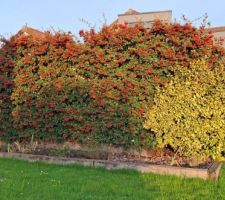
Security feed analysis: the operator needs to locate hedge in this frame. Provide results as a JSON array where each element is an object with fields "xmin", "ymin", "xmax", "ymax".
[
  {"xmin": 0, "ymin": 20, "xmax": 224, "ymax": 148},
  {"xmin": 75, "ymin": 21, "xmax": 225, "ymax": 146},
  {"xmin": 0, "ymin": 39, "xmax": 16, "ymax": 139},
  {"xmin": 144, "ymin": 59, "xmax": 225, "ymax": 160}
]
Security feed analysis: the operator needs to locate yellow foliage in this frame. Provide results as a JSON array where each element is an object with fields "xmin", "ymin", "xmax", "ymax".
[{"xmin": 144, "ymin": 59, "xmax": 225, "ymax": 160}]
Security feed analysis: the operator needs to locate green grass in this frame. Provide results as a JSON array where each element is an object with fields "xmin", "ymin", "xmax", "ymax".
[{"xmin": 0, "ymin": 158, "xmax": 224, "ymax": 200}]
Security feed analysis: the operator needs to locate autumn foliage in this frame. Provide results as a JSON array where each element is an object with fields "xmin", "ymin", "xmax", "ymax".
[
  {"xmin": 0, "ymin": 39, "xmax": 16, "ymax": 139},
  {"xmin": 0, "ymin": 20, "xmax": 224, "ymax": 147},
  {"xmin": 144, "ymin": 59, "xmax": 225, "ymax": 160}
]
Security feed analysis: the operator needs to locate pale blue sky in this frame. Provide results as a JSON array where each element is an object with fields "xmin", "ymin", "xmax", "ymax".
[{"xmin": 1, "ymin": 0, "xmax": 225, "ymax": 37}]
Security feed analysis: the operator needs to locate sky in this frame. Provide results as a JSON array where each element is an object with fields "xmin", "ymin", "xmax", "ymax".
[{"xmin": 1, "ymin": 0, "xmax": 225, "ymax": 38}]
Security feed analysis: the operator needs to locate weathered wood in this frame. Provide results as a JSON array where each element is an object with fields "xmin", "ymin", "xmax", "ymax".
[{"xmin": 0, "ymin": 152, "xmax": 222, "ymax": 180}]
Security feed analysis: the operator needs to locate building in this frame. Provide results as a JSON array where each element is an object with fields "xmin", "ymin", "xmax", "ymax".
[
  {"xmin": 117, "ymin": 9, "xmax": 172, "ymax": 28},
  {"xmin": 117, "ymin": 9, "xmax": 225, "ymax": 47},
  {"xmin": 208, "ymin": 26, "xmax": 225, "ymax": 47},
  {"xmin": 13, "ymin": 25, "xmax": 45, "ymax": 41}
]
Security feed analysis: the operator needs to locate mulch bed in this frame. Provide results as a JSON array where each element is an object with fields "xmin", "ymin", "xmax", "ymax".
[{"xmin": 0, "ymin": 141, "xmax": 212, "ymax": 169}]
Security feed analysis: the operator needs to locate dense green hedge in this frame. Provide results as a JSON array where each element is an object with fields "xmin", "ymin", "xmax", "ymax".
[
  {"xmin": 0, "ymin": 39, "xmax": 16, "ymax": 139},
  {"xmin": 0, "ymin": 21, "xmax": 224, "ymax": 148}
]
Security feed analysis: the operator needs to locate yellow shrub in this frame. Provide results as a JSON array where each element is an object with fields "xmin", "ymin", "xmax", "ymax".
[{"xmin": 143, "ymin": 59, "xmax": 225, "ymax": 160}]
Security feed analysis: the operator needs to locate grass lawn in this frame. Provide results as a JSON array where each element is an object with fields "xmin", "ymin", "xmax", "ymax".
[{"xmin": 0, "ymin": 158, "xmax": 224, "ymax": 200}]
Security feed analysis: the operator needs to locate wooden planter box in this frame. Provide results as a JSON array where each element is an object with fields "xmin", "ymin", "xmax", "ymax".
[{"xmin": 0, "ymin": 152, "xmax": 222, "ymax": 180}]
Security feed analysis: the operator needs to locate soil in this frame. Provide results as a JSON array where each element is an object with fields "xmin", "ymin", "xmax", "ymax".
[{"xmin": 0, "ymin": 141, "xmax": 212, "ymax": 169}]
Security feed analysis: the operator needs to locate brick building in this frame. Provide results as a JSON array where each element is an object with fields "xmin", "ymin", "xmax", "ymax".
[
  {"xmin": 117, "ymin": 9, "xmax": 225, "ymax": 47},
  {"xmin": 208, "ymin": 26, "xmax": 225, "ymax": 47},
  {"xmin": 117, "ymin": 9, "xmax": 172, "ymax": 28},
  {"xmin": 14, "ymin": 26, "xmax": 45, "ymax": 40}
]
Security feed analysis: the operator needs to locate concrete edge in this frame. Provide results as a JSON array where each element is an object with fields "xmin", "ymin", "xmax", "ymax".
[
  {"xmin": 208, "ymin": 162, "xmax": 223, "ymax": 180},
  {"xmin": 0, "ymin": 152, "xmax": 222, "ymax": 180}
]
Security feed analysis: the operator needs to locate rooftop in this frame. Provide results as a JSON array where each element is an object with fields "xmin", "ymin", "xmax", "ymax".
[
  {"xmin": 208, "ymin": 26, "xmax": 225, "ymax": 33},
  {"xmin": 15, "ymin": 26, "xmax": 45, "ymax": 39},
  {"xmin": 118, "ymin": 9, "xmax": 172, "ymax": 16}
]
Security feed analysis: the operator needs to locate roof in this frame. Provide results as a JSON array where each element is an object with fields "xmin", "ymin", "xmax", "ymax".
[
  {"xmin": 208, "ymin": 26, "xmax": 225, "ymax": 33},
  {"xmin": 15, "ymin": 26, "xmax": 45, "ymax": 39},
  {"xmin": 118, "ymin": 9, "xmax": 172, "ymax": 16},
  {"xmin": 123, "ymin": 8, "xmax": 140, "ymax": 15}
]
